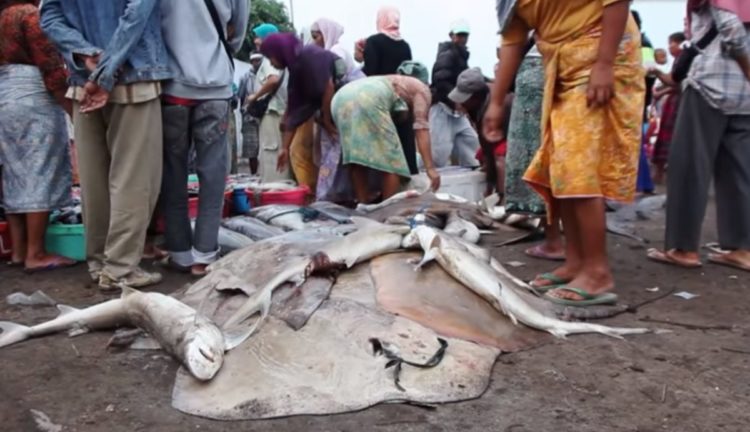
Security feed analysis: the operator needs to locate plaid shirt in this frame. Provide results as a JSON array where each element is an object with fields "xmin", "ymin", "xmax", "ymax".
[{"xmin": 687, "ymin": 6, "xmax": 750, "ymax": 115}]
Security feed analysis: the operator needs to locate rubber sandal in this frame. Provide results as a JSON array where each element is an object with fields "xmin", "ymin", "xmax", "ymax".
[
  {"xmin": 24, "ymin": 260, "xmax": 77, "ymax": 274},
  {"xmin": 646, "ymin": 248, "xmax": 702, "ymax": 269},
  {"xmin": 544, "ymin": 287, "xmax": 619, "ymax": 307},
  {"xmin": 708, "ymin": 253, "xmax": 750, "ymax": 273},
  {"xmin": 529, "ymin": 272, "xmax": 571, "ymax": 292},
  {"xmin": 703, "ymin": 243, "xmax": 730, "ymax": 255},
  {"xmin": 525, "ymin": 245, "xmax": 566, "ymax": 262}
]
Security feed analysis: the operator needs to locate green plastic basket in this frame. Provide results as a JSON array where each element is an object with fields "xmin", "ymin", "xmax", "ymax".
[{"xmin": 45, "ymin": 223, "xmax": 86, "ymax": 262}]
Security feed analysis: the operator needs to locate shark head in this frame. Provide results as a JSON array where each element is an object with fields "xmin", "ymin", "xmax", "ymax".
[{"xmin": 184, "ymin": 322, "xmax": 226, "ymax": 381}]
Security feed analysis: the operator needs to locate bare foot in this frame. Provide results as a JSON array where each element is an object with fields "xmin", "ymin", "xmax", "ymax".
[
  {"xmin": 525, "ymin": 244, "xmax": 566, "ymax": 262},
  {"xmin": 191, "ymin": 264, "xmax": 209, "ymax": 277},
  {"xmin": 708, "ymin": 250, "xmax": 750, "ymax": 272},
  {"xmin": 647, "ymin": 248, "xmax": 702, "ymax": 268},
  {"xmin": 547, "ymin": 268, "xmax": 615, "ymax": 301},
  {"xmin": 25, "ymin": 254, "xmax": 76, "ymax": 271}
]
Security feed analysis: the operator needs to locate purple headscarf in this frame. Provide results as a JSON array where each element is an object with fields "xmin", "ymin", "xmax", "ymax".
[{"xmin": 259, "ymin": 33, "xmax": 302, "ymax": 68}]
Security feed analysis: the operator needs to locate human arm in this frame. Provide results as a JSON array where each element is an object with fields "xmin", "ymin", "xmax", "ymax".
[
  {"xmin": 587, "ymin": 0, "xmax": 630, "ymax": 107},
  {"xmin": 482, "ymin": 41, "xmax": 525, "ymax": 142},
  {"xmin": 85, "ymin": 0, "xmax": 159, "ymax": 92},
  {"xmin": 320, "ymin": 79, "xmax": 337, "ymax": 139},
  {"xmin": 409, "ymin": 84, "xmax": 439, "ymax": 190},
  {"xmin": 248, "ymin": 74, "xmax": 281, "ymax": 103},
  {"xmin": 415, "ymin": 129, "xmax": 440, "ymax": 191},
  {"xmin": 276, "ymin": 128, "xmax": 297, "ymax": 172},
  {"xmin": 649, "ymin": 67, "xmax": 676, "ymax": 87},
  {"xmin": 229, "ymin": 0, "xmax": 250, "ymax": 52},
  {"xmin": 39, "ymin": 0, "xmax": 103, "ymax": 77},
  {"xmin": 710, "ymin": 6, "xmax": 750, "ymax": 81}
]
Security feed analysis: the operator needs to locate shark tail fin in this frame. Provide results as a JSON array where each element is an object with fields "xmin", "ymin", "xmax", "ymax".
[{"xmin": 0, "ymin": 321, "xmax": 32, "ymax": 348}]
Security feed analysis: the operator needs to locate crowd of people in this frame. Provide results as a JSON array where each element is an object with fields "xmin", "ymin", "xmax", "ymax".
[{"xmin": 0, "ymin": 0, "xmax": 748, "ymax": 302}]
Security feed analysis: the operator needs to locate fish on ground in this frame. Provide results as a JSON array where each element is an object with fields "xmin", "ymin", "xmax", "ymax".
[
  {"xmin": 222, "ymin": 218, "xmax": 409, "ymax": 332},
  {"xmin": 188, "ymin": 221, "xmax": 254, "ymax": 254},
  {"xmin": 444, "ymin": 211, "xmax": 481, "ymax": 244},
  {"xmin": 222, "ymin": 216, "xmax": 285, "ymax": 241},
  {"xmin": 0, "ymin": 289, "xmax": 253, "ymax": 381},
  {"xmin": 6, "ymin": 290, "xmax": 57, "ymax": 307},
  {"xmin": 364, "ymin": 192, "xmax": 496, "ymax": 230},
  {"xmin": 411, "ymin": 226, "xmax": 658, "ymax": 339},
  {"xmin": 249, "ymin": 205, "xmax": 307, "ymax": 231}
]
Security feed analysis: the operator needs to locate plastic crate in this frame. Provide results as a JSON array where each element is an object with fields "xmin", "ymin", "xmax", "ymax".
[
  {"xmin": 45, "ymin": 223, "xmax": 86, "ymax": 262},
  {"xmin": 0, "ymin": 221, "xmax": 11, "ymax": 259},
  {"xmin": 246, "ymin": 185, "xmax": 311, "ymax": 207}
]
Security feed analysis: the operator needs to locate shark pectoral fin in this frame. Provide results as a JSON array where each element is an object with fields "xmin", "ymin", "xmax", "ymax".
[
  {"xmin": 67, "ymin": 326, "xmax": 90, "ymax": 338},
  {"xmin": 414, "ymin": 248, "xmax": 438, "ymax": 271},
  {"xmin": 0, "ymin": 321, "xmax": 31, "ymax": 348},
  {"xmin": 56, "ymin": 304, "xmax": 79, "ymax": 316},
  {"xmin": 120, "ymin": 286, "xmax": 139, "ymax": 298},
  {"xmin": 345, "ymin": 255, "xmax": 360, "ymax": 269},
  {"xmin": 290, "ymin": 273, "xmax": 306, "ymax": 287},
  {"xmin": 223, "ymin": 326, "xmax": 255, "ymax": 351}
]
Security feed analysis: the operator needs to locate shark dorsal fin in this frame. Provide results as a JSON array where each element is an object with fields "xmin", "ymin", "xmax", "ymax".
[{"xmin": 56, "ymin": 305, "xmax": 79, "ymax": 316}]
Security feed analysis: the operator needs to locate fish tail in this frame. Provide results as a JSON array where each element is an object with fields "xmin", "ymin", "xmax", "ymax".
[{"xmin": 0, "ymin": 321, "xmax": 32, "ymax": 348}]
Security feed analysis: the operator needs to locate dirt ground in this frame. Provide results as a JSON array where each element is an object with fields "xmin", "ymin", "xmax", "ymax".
[{"xmin": 1, "ymin": 203, "xmax": 749, "ymax": 432}]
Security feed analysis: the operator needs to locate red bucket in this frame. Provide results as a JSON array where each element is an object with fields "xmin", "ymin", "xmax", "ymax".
[{"xmin": 246, "ymin": 185, "xmax": 311, "ymax": 207}]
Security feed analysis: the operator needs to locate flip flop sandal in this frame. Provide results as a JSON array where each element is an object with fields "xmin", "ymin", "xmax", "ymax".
[
  {"xmin": 708, "ymin": 253, "xmax": 750, "ymax": 273},
  {"xmin": 24, "ymin": 260, "xmax": 77, "ymax": 274},
  {"xmin": 529, "ymin": 272, "xmax": 571, "ymax": 292},
  {"xmin": 703, "ymin": 243, "xmax": 730, "ymax": 255},
  {"xmin": 525, "ymin": 245, "xmax": 566, "ymax": 262},
  {"xmin": 544, "ymin": 287, "xmax": 619, "ymax": 307},
  {"xmin": 646, "ymin": 248, "xmax": 702, "ymax": 269}
]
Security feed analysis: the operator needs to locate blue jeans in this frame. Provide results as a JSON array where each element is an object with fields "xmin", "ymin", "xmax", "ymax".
[{"xmin": 161, "ymin": 100, "xmax": 229, "ymax": 266}]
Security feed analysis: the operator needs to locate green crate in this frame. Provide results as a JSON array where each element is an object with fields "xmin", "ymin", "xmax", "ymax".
[{"xmin": 45, "ymin": 223, "xmax": 86, "ymax": 262}]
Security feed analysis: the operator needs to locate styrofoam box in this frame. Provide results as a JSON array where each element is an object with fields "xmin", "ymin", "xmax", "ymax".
[{"xmin": 408, "ymin": 167, "xmax": 487, "ymax": 202}]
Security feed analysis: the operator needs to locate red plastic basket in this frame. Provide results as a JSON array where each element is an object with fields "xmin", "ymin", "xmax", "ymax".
[
  {"xmin": 246, "ymin": 185, "xmax": 311, "ymax": 207},
  {"xmin": 0, "ymin": 221, "xmax": 12, "ymax": 259}
]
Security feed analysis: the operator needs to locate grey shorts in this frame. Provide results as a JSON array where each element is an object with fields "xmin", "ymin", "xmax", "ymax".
[{"xmin": 242, "ymin": 117, "xmax": 260, "ymax": 159}]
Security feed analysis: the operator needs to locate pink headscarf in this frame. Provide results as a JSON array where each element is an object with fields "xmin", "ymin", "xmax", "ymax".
[
  {"xmin": 376, "ymin": 6, "xmax": 402, "ymax": 40},
  {"xmin": 313, "ymin": 18, "xmax": 345, "ymax": 50}
]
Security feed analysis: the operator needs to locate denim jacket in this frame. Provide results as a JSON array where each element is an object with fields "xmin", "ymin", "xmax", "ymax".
[{"xmin": 40, "ymin": 0, "xmax": 172, "ymax": 91}]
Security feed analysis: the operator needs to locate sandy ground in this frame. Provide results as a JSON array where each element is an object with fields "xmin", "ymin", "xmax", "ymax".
[{"xmin": 1, "ymin": 204, "xmax": 749, "ymax": 432}]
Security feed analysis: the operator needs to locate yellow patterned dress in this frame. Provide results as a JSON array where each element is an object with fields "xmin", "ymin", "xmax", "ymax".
[{"xmin": 502, "ymin": 0, "xmax": 646, "ymax": 212}]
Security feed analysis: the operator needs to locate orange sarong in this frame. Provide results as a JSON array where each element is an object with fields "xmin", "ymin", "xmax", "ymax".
[{"xmin": 524, "ymin": 19, "xmax": 646, "ymax": 215}]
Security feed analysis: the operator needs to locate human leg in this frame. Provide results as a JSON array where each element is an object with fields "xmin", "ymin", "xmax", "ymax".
[
  {"xmin": 73, "ymin": 103, "xmax": 111, "ymax": 278},
  {"xmin": 547, "ymin": 198, "xmax": 613, "ymax": 300},
  {"xmin": 428, "ymin": 105, "xmax": 453, "ymax": 168},
  {"xmin": 350, "ymin": 165, "xmax": 370, "ymax": 204},
  {"xmin": 711, "ymin": 113, "xmax": 750, "ymax": 269},
  {"xmin": 659, "ymin": 88, "xmax": 725, "ymax": 264},
  {"xmin": 101, "ymin": 100, "xmax": 163, "ymax": 281},
  {"xmin": 23, "ymin": 212, "xmax": 75, "ymax": 269},
  {"xmin": 381, "ymin": 173, "xmax": 402, "ymax": 199},
  {"xmin": 6, "ymin": 213, "xmax": 26, "ymax": 264},
  {"xmin": 160, "ymin": 103, "xmax": 193, "ymax": 268},
  {"xmin": 191, "ymin": 100, "xmax": 230, "ymax": 271}
]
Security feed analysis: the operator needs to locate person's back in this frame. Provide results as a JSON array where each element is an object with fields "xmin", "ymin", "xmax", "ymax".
[
  {"xmin": 431, "ymin": 38, "xmax": 470, "ymax": 107},
  {"xmin": 158, "ymin": 0, "xmax": 249, "ymax": 276},
  {"xmin": 363, "ymin": 33, "xmax": 412, "ymax": 76}
]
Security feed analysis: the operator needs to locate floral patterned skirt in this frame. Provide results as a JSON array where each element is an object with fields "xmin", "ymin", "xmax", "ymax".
[
  {"xmin": 505, "ymin": 56, "xmax": 546, "ymax": 216},
  {"xmin": 0, "ymin": 64, "xmax": 71, "ymax": 213},
  {"xmin": 332, "ymin": 77, "xmax": 410, "ymax": 178}
]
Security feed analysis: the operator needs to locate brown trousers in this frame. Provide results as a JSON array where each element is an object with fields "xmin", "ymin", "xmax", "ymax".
[{"xmin": 73, "ymin": 99, "xmax": 162, "ymax": 278}]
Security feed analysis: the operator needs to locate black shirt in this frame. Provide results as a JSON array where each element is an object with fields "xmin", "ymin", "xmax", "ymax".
[{"xmin": 362, "ymin": 33, "xmax": 413, "ymax": 76}]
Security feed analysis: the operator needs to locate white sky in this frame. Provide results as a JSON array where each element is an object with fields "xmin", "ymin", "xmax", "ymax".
[{"xmin": 285, "ymin": 0, "xmax": 686, "ymax": 75}]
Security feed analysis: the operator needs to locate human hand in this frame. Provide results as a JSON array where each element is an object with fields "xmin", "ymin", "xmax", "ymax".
[
  {"xmin": 74, "ymin": 54, "xmax": 100, "ymax": 73},
  {"xmin": 426, "ymin": 167, "xmax": 441, "ymax": 192},
  {"xmin": 80, "ymin": 81, "xmax": 109, "ymax": 113},
  {"xmin": 587, "ymin": 61, "xmax": 615, "ymax": 108},
  {"xmin": 277, "ymin": 149, "xmax": 289, "ymax": 172},
  {"xmin": 482, "ymin": 102, "xmax": 506, "ymax": 143},
  {"xmin": 323, "ymin": 121, "xmax": 338, "ymax": 141}
]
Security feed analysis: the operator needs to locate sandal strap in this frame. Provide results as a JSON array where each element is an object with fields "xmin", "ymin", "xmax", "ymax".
[{"xmin": 551, "ymin": 286, "xmax": 597, "ymax": 300}]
